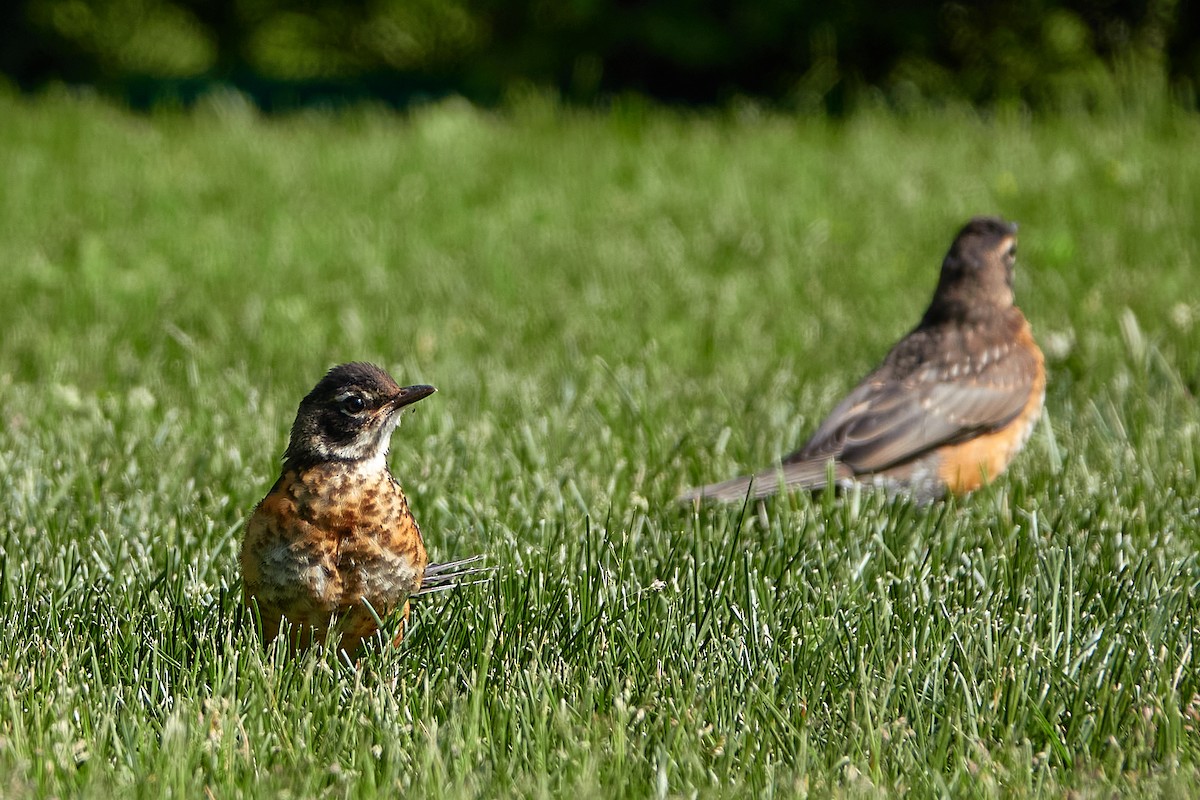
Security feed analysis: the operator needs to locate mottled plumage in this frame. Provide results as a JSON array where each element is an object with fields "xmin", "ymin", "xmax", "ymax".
[{"xmin": 241, "ymin": 362, "xmax": 483, "ymax": 657}]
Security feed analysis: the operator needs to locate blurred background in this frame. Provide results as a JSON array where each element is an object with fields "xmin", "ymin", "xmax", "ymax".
[{"xmin": 1, "ymin": 0, "xmax": 1195, "ymax": 110}]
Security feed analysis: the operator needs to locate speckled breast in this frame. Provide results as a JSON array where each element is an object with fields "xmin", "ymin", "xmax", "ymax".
[{"xmin": 241, "ymin": 460, "xmax": 428, "ymax": 650}]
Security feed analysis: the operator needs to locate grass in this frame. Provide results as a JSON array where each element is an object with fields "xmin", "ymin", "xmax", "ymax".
[{"xmin": 0, "ymin": 85, "xmax": 1198, "ymax": 796}]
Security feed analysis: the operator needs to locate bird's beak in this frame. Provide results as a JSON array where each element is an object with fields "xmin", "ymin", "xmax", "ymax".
[{"xmin": 391, "ymin": 384, "xmax": 436, "ymax": 409}]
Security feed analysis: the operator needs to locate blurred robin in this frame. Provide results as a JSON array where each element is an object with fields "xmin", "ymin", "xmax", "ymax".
[
  {"xmin": 680, "ymin": 216, "xmax": 1045, "ymax": 505},
  {"xmin": 241, "ymin": 362, "xmax": 484, "ymax": 657}
]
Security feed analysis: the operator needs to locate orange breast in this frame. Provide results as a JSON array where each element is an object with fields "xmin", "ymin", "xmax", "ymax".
[{"xmin": 937, "ymin": 332, "xmax": 1045, "ymax": 494}]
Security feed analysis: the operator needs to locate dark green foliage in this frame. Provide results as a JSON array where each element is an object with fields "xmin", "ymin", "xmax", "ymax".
[{"xmin": 1, "ymin": 0, "xmax": 1196, "ymax": 109}]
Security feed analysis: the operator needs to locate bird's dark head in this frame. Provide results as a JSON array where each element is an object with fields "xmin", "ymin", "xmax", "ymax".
[
  {"xmin": 284, "ymin": 362, "xmax": 435, "ymax": 468},
  {"xmin": 925, "ymin": 216, "xmax": 1020, "ymax": 323}
]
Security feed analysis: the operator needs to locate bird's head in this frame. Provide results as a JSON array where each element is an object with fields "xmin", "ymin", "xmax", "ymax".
[
  {"xmin": 284, "ymin": 362, "xmax": 435, "ymax": 468},
  {"xmin": 925, "ymin": 216, "xmax": 1020, "ymax": 322}
]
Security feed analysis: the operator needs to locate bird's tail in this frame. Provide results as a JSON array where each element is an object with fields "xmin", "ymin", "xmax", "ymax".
[
  {"xmin": 414, "ymin": 555, "xmax": 493, "ymax": 596},
  {"xmin": 676, "ymin": 458, "xmax": 850, "ymax": 503}
]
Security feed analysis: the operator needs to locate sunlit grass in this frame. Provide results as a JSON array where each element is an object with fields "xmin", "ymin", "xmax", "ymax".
[{"xmin": 0, "ymin": 87, "xmax": 1198, "ymax": 796}]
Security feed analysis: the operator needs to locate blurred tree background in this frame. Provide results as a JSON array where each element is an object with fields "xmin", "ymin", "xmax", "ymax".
[{"xmin": 0, "ymin": 0, "xmax": 1193, "ymax": 109}]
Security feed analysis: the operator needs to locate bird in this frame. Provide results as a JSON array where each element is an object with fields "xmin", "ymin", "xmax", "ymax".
[
  {"xmin": 240, "ymin": 362, "xmax": 486, "ymax": 657},
  {"xmin": 679, "ymin": 216, "xmax": 1045, "ymax": 505}
]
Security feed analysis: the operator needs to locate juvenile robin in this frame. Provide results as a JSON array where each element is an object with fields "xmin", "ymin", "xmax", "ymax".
[
  {"xmin": 241, "ymin": 362, "xmax": 483, "ymax": 657},
  {"xmin": 680, "ymin": 216, "xmax": 1045, "ymax": 505}
]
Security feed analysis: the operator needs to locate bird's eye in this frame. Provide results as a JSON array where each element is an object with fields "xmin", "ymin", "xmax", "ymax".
[
  {"xmin": 1006, "ymin": 242, "xmax": 1017, "ymax": 259},
  {"xmin": 341, "ymin": 395, "xmax": 367, "ymax": 414}
]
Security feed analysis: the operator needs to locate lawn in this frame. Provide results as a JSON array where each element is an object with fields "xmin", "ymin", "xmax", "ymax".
[{"xmin": 0, "ymin": 86, "xmax": 1198, "ymax": 797}]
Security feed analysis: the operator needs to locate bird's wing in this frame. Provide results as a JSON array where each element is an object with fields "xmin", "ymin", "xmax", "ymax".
[
  {"xmin": 413, "ymin": 555, "xmax": 493, "ymax": 596},
  {"xmin": 678, "ymin": 323, "xmax": 1042, "ymax": 503},
  {"xmin": 790, "ymin": 331, "xmax": 1041, "ymax": 473}
]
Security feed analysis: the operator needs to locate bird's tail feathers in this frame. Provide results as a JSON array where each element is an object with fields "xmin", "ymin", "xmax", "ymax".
[
  {"xmin": 677, "ymin": 459, "xmax": 849, "ymax": 504},
  {"xmin": 414, "ymin": 555, "xmax": 494, "ymax": 596}
]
